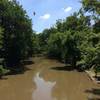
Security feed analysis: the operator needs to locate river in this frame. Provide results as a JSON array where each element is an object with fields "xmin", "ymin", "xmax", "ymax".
[{"xmin": 0, "ymin": 57, "xmax": 100, "ymax": 100}]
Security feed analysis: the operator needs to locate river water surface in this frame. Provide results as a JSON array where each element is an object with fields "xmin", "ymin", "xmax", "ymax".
[{"xmin": 0, "ymin": 57, "xmax": 100, "ymax": 100}]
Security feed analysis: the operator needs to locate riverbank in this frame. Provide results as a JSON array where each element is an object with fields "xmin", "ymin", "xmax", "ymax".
[
  {"xmin": 86, "ymin": 70, "xmax": 100, "ymax": 84},
  {"xmin": 0, "ymin": 57, "xmax": 100, "ymax": 100}
]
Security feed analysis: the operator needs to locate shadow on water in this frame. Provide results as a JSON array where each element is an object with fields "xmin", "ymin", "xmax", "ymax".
[
  {"xmin": 50, "ymin": 65, "xmax": 74, "ymax": 71},
  {"xmin": 0, "ymin": 59, "xmax": 34, "ymax": 80},
  {"xmin": 85, "ymin": 88, "xmax": 100, "ymax": 96},
  {"xmin": 96, "ymin": 77, "xmax": 100, "ymax": 81},
  {"xmin": 0, "ymin": 77, "xmax": 8, "ymax": 80},
  {"xmin": 6, "ymin": 59, "xmax": 34, "ymax": 76},
  {"xmin": 85, "ymin": 88, "xmax": 100, "ymax": 100},
  {"xmin": 88, "ymin": 98, "xmax": 100, "ymax": 100},
  {"xmin": 22, "ymin": 60, "xmax": 34, "ymax": 65},
  {"xmin": 7, "ymin": 66, "xmax": 31, "ymax": 75}
]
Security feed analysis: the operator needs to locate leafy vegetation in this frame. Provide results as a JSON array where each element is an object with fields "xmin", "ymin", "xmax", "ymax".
[
  {"xmin": 0, "ymin": 65, "xmax": 9, "ymax": 78},
  {"xmin": 0, "ymin": 0, "xmax": 34, "ymax": 75},
  {"xmin": 0, "ymin": 0, "xmax": 100, "ymax": 77},
  {"xmin": 37, "ymin": 0, "xmax": 100, "ymax": 72}
]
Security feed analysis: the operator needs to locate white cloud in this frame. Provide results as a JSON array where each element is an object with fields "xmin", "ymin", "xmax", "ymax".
[
  {"xmin": 63, "ymin": 7, "xmax": 72, "ymax": 13},
  {"xmin": 40, "ymin": 14, "xmax": 51, "ymax": 20}
]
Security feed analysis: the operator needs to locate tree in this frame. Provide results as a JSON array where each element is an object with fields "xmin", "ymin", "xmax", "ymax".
[
  {"xmin": 81, "ymin": 0, "xmax": 100, "ymax": 72},
  {"xmin": 47, "ymin": 30, "xmax": 82, "ymax": 67},
  {"xmin": 0, "ymin": 0, "xmax": 33, "ymax": 68},
  {"xmin": 82, "ymin": 0, "xmax": 100, "ymax": 15},
  {"xmin": 81, "ymin": 0, "xmax": 100, "ymax": 33},
  {"xmin": 62, "ymin": 31, "xmax": 82, "ymax": 67},
  {"xmin": 39, "ymin": 0, "xmax": 99, "ymax": 71},
  {"xmin": 47, "ymin": 32, "xmax": 63, "ymax": 60},
  {"xmin": 41, "ymin": 12, "xmax": 91, "ymax": 68}
]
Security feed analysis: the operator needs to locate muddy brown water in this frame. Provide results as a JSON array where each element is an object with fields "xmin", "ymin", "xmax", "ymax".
[{"xmin": 0, "ymin": 57, "xmax": 100, "ymax": 100}]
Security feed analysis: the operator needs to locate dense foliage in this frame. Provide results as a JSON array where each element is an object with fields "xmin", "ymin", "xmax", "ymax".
[
  {"xmin": 37, "ymin": 0, "xmax": 100, "ymax": 71},
  {"xmin": 0, "ymin": 0, "xmax": 100, "ymax": 77},
  {"xmin": 0, "ymin": 0, "xmax": 34, "ymax": 75}
]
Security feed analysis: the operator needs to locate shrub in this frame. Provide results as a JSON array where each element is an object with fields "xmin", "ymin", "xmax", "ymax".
[{"xmin": 0, "ymin": 65, "xmax": 10, "ymax": 78}]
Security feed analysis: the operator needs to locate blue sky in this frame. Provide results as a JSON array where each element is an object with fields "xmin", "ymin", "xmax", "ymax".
[{"xmin": 17, "ymin": 0, "xmax": 82, "ymax": 33}]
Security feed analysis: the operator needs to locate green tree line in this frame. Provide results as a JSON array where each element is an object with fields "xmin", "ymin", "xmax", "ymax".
[
  {"xmin": 37, "ymin": 0, "xmax": 100, "ymax": 72},
  {"xmin": 0, "ymin": 0, "xmax": 34, "ymax": 76},
  {"xmin": 0, "ymin": 0, "xmax": 100, "ymax": 77}
]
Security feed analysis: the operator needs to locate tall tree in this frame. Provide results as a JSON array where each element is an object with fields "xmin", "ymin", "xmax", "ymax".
[
  {"xmin": 82, "ymin": 0, "xmax": 100, "ymax": 33},
  {"xmin": 82, "ymin": 0, "xmax": 100, "ymax": 15},
  {"xmin": 0, "ymin": 0, "xmax": 33, "ymax": 68}
]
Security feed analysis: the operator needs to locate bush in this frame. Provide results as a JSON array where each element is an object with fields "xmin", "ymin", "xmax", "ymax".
[
  {"xmin": 76, "ymin": 60, "xmax": 86, "ymax": 71},
  {"xmin": 94, "ymin": 66, "xmax": 100, "ymax": 75},
  {"xmin": 0, "ymin": 65, "xmax": 10, "ymax": 78}
]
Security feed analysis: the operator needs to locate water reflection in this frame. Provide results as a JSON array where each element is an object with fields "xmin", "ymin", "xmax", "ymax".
[{"xmin": 32, "ymin": 72, "xmax": 56, "ymax": 100}]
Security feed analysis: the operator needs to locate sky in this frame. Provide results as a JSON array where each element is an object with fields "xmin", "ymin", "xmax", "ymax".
[{"xmin": 17, "ymin": 0, "xmax": 82, "ymax": 33}]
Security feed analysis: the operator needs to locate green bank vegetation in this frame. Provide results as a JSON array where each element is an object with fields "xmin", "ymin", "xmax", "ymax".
[{"xmin": 0, "ymin": 0, "xmax": 100, "ymax": 77}]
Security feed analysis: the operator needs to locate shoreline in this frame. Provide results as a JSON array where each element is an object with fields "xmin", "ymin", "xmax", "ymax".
[{"xmin": 85, "ymin": 70, "xmax": 100, "ymax": 84}]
